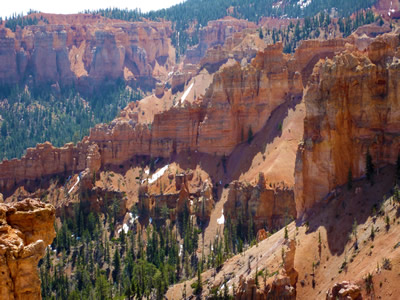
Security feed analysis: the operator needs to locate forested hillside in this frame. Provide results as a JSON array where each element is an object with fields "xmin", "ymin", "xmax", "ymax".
[
  {"xmin": 0, "ymin": 85, "xmax": 142, "ymax": 160},
  {"xmin": 92, "ymin": 0, "xmax": 378, "ymax": 55}
]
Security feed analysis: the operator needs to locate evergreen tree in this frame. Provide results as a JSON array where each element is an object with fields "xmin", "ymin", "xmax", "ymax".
[
  {"xmin": 247, "ymin": 126, "xmax": 253, "ymax": 144},
  {"xmin": 347, "ymin": 167, "xmax": 353, "ymax": 190},
  {"xmin": 258, "ymin": 27, "xmax": 264, "ymax": 39},
  {"xmin": 112, "ymin": 248, "xmax": 121, "ymax": 283}
]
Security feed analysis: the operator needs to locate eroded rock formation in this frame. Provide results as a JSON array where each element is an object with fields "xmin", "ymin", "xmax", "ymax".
[
  {"xmin": 224, "ymin": 173, "xmax": 296, "ymax": 231},
  {"xmin": 185, "ymin": 16, "xmax": 257, "ymax": 64},
  {"xmin": 295, "ymin": 32, "xmax": 400, "ymax": 217},
  {"xmin": 235, "ymin": 240, "xmax": 297, "ymax": 300},
  {"xmin": 0, "ymin": 199, "xmax": 55, "ymax": 300},
  {"xmin": 326, "ymin": 281, "xmax": 362, "ymax": 300},
  {"xmin": 0, "ymin": 13, "xmax": 175, "ymax": 91}
]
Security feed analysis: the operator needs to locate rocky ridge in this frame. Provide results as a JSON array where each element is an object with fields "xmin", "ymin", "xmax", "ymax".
[
  {"xmin": 185, "ymin": 16, "xmax": 257, "ymax": 65},
  {"xmin": 295, "ymin": 31, "xmax": 400, "ymax": 217},
  {"xmin": 0, "ymin": 13, "xmax": 175, "ymax": 91},
  {"xmin": 0, "ymin": 199, "xmax": 55, "ymax": 300}
]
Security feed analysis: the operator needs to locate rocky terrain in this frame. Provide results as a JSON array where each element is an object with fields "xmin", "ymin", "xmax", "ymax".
[
  {"xmin": 1, "ymin": 3, "xmax": 400, "ymax": 299},
  {"xmin": 295, "ymin": 32, "xmax": 400, "ymax": 217},
  {"xmin": 185, "ymin": 17, "xmax": 257, "ymax": 65},
  {"xmin": 0, "ymin": 13, "xmax": 175, "ymax": 91},
  {"xmin": 0, "ymin": 199, "xmax": 55, "ymax": 300}
]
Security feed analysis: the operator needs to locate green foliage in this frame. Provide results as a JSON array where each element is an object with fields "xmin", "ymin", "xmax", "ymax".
[
  {"xmin": 90, "ymin": 0, "xmax": 377, "ymax": 57},
  {"xmin": 4, "ymin": 12, "xmax": 49, "ymax": 31},
  {"xmin": 0, "ymin": 84, "xmax": 142, "ymax": 159},
  {"xmin": 258, "ymin": 28, "xmax": 264, "ymax": 39},
  {"xmin": 366, "ymin": 149, "xmax": 374, "ymax": 184},
  {"xmin": 247, "ymin": 126, "xmax": 253, "ymax": 144},
  {"xmin": 347, "ymin": 167, "xmax": 353, "ymax": 190}
]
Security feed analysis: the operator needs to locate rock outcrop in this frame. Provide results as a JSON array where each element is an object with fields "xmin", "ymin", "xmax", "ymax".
[
  {"xmin": 0, "ymin": 37, "xmax": 348, "ymax": 195},
  {"xmin": 326, "ymin": 281, "xmax": 362, "ymax": 300},
  {"xmin": 0, "ymin": 198, "xmax": 56, "ymax": 300},
  {"xmin": 0, "ymin": 140, "xmax": 93, "ymax": 194},
  {"xmin": 224, "ymin": 174, "xmax": 296, "ymax": 231},
  {"xmin": 3, "ymin": 34, "xmax": 391, "ymax": 207},
  {"xmin": 138, "ymin": 169, "xmax": 214, "ymax": 223},
  {"xmin": 235, "ymin": 240, "xmax": 297, "ymax": 300},
  {"xmin": 0, "ymin": 13, "xmax": 175, "ymax": 91},
  {"xmin": 295, "ymin": 32, "xmax": 400, "ymax": 217},
  {"xmin": 185, "ymin": 16, "xmax": 257, "ymax": 64}
]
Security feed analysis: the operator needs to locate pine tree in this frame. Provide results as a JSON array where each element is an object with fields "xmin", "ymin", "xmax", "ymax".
[
  {"xmin": 366, "ymin": 149, "xmax": 374, "ymax": 184},
  {"xmin": 258, "ymin": 27, "xmax": 264, "ymax": 39},
  {"xmin": 112, "ymin": 248, "xmax": 121, "ymax": 283},
  {"xmin": 347, "ymin": 167, "xmax": 353, "ymax": 190}
]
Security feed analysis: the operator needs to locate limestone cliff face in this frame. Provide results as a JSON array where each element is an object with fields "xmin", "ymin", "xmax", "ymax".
[
  {"xmin": 235, "ymin": 240, "xmax": 297, "ymax": 300},
  {"xmin": 0, "ymin": 198, "xmax": 56, "ymax": 300},
  {"xmin": 0, "ymin": 140, "xmax": 100, "ymax": 194},
  {"xmin": 224, "ymin": 174, "xmax": 296, "ymax": 231},
  {"xmin": 185, "ymin": 16, "xmax": 257, "ymax": 64},
  {"xmin": 0, "ymin": 14, "xmax": 175, "ymax": 90},
  {"xmin": 1, "ymin": 37, "xmax": 371, "ymax": 199},
  {"xmin": 295, "ymin": 33, "xmax": 400, "ymax": 217},
  {"xmin": 91, "ymin": 42, "xmax": 303, "ymax": 159},
  {"xmin": 0, "ymin": 42, "xmax": 304, "ymax": 194}
]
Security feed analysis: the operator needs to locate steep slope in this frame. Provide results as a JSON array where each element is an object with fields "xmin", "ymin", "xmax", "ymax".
[
  {"xmin": 172, "ymin": 166, "xmax": 400, "ymax": 299},
  {"xmin": 0, "ymin": 199, "xmax": 55, "ymax": 300},
  {"xmin": 295, "ymin": 30, "xmax": 400, "ymax": 217},
  {"xmin": 0, "ymin": 14, "xmax": 175, "ymax": 91}
]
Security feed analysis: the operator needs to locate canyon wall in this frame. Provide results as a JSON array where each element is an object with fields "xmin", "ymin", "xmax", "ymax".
[
  {"xmin": 0, "ymin": 198, "xmax": 55, "ymax": 300},
  {"xmin": 295, "ymin": 32, "xmax": 400, "ymax": 217},
  {"xmin": 185, "ymin": 16, "xmax": 257, "ymax": 64},
  {"xmin": 91, "ymin": 42, "xmax": 303, "ymax": 160},
  {"xmin": 224, "ymin": 174, "xmax": 296, "ymax": 231},
  {"xmin": 0, "ymin": 14, "xmax": 175, "ymax": 91},
  {"xmin": 0, "ymin": 38, "xmax": 355, "ymax": 195}
]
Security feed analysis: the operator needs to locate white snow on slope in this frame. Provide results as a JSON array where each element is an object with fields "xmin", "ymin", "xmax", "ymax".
[
  {"xmin": 297, "ymin": 0, "xmax": 312, "ymax": 9},
  {"xmin": 68, "ymin": 174, "xmax": 81, "ymax": 194},
  {"xmin": 217, "ymin": 209, "xmax": 225, "ymax": 225},
  {"xmin": 148, "ymin": 165, "xmax": 169, "ymax": 184},
  {"xmin": 118, "ymin": 223, "xmax": 129, "ymax": 234},
  {"xmin": 175, "ymin": 82, "xmax": 194, "ymax": 107}
]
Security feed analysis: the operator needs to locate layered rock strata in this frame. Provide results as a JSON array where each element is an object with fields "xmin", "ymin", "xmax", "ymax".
[
  {"xmin": 224, "ymin": 173, "xmax": 296, "ymax": 231},
  {"xmin": 0, "ymin": 14, "xmax": 175, "ymax": 90},
  {"xmin": 0, "ymin": 199, "xmax": 56, "ymax": 300},
  {"xmin": 185, "ymin": 16, "xmax": 257, "ymax": 64},
  {"xmin": 0, "ymin": 38, "xmax": 351, "ymax": 195},
  {"xmin": 295, "ymin": 33, "xmax": 400, "ymax": 216}
]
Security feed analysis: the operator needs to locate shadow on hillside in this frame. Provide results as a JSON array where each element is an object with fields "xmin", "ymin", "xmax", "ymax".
[
  {"xmin": 300, "ymin": 165, "xmax": 396, "ymax": 256},
  {"xmin": 167, "ymin": 92, "xmax": 303, "ymax": 201},
  {"xmin": 225, "ymin": 93, "xmax": 303, "ymax": 183}
]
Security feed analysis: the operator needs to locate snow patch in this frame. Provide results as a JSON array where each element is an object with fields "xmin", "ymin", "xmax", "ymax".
[
  {"xmin": 272, "ymin": 1, "xmax": 282, "ymax": 9},
  {"xmin": 148, "ymin": 165, "xmax": 169, "ymax": 184},
  {"xmin": 175, "ymin": 82, "xmax": 194, "ymax": 107},
  {"xmin": 297, "ymin": 0, "xmax": 312, "ymax": 9},
  {"xmin": 179, "ymin": 244, "xmax": 183, "ymax": 257},
  {"xmin": 129, "ymin": 213, "xmax": 138, "ymax": 224},
  {"xmin": 145, "ymin": 169, "xmax": 150, "ymax": 175},
  {"xmin": 217, "ymin": 209, "xmax": 225, "ymax": 225},
  {"xmin": 118, "ymin": 223, "xmax": 129, "ymax": 234},
  {"xmin": 68, "ymin": 173, "xmax": 81, "ymax": 194}
]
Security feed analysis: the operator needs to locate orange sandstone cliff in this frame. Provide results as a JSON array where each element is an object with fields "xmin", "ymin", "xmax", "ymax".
[
  {"xmin": 0, "ymin": 13, "xmax": 175, "ymax": 91},
  {"xmin": 295, "ymin": 31, "xmax": 400, "ymax": 217},
  {"xmin": 0, "ymin": 199, "xmax": 55, "ymax": 300}
]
